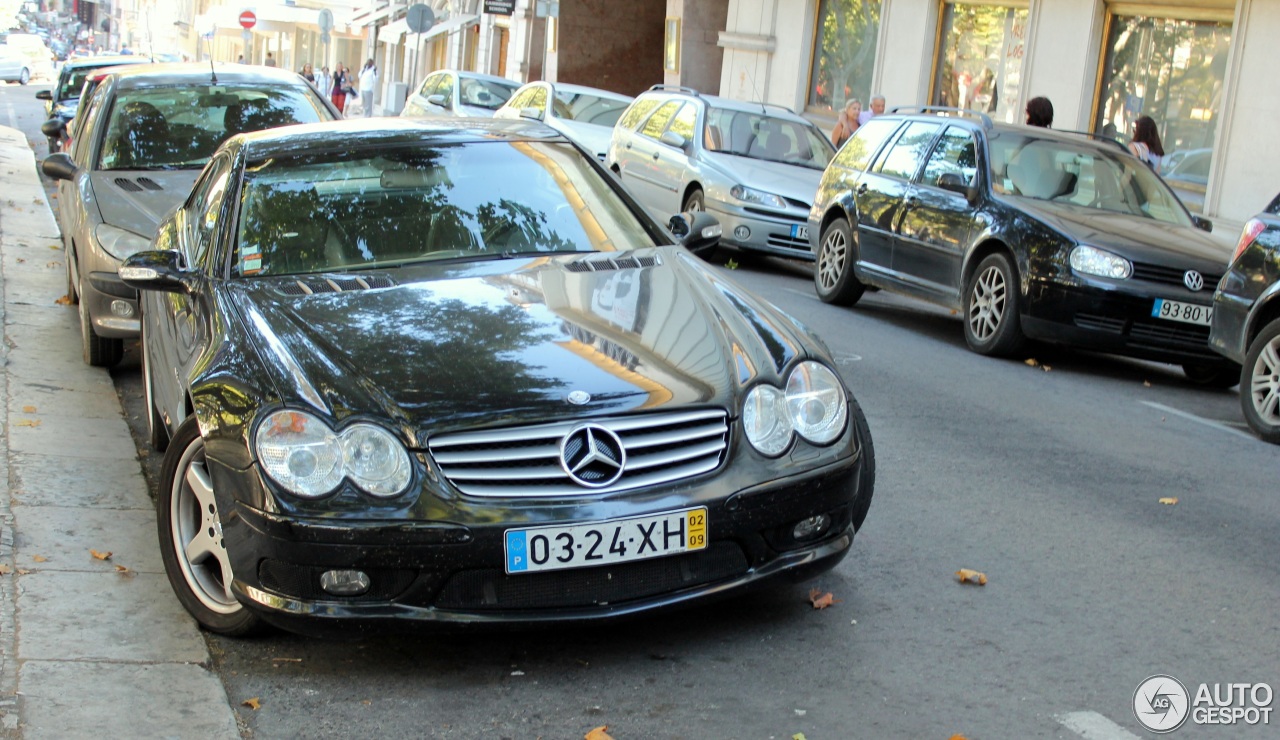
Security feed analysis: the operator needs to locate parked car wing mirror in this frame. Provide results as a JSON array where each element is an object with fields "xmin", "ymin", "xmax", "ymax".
[
  {"xmin": 937, "ymin": 173, "xmax": 977, "ymax": 201},
  {"xmin": 426, "ymin": 94, "xmax": 448, "ymax": 108},
  {"xmin": 40, "ymin": 118, "xmax": 65, "ymax": 139},
  {"xmin": 668, "ymin": 211, "xmax": 721, "ymax": 257},
  {"xmin": 1191, "ymin": 215, "xmax": 1213, "ymax": 233},
  {"xmin": 40, "ymin": 152, "xmax": 77, "ymax": 181},
  {"xmin": 660, "ymin": 131, "xmax": 688, "ymax": 150},
  {"xmin": 119, "ymin": 250, "xmax": 196, "ymax": 295},
  {"xmin": 35, "ymin": 90, "xmax": 52, "ymax": 101}
]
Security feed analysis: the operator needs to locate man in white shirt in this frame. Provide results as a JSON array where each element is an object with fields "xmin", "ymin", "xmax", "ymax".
[
  {"xmin": 858, "ymin": 94, "xmax": 885, "ymax": 126},
  {"xmin": 358, "ymin": 59, "xmax": 378, "ymax": 117}
]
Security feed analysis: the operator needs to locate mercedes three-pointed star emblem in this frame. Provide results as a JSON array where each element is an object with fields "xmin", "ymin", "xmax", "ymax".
[{"xmin": 559, "ymin": 424, "xmax": 626, "ymax": 488}]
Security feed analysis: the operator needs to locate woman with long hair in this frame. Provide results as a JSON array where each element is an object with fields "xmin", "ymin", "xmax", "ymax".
[
  {"xmin": 830, "ymin": 98, "xmax": 861, "ymax": 149},
  {"xmin": 1128, "ymin": 115, "xmax": 1165, "ymax": 170},
  {"xmin": 330, "ymin": 63, "xmax": 349, "ymax": 115}
]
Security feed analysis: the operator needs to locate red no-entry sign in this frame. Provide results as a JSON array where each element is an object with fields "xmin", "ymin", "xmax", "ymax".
[{"xmin": 239, "ymin": 10, "xmax": 257, "ymax": 29}]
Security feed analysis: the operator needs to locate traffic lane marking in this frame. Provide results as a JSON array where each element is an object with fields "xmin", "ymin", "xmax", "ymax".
[
  {"xmin": 1139, "ymin": 400, "xmax": 1255, "ymax": 441},
  {"xmin": 1057, "ymin": 711, "xmax": 1143, "ymax": 739}
]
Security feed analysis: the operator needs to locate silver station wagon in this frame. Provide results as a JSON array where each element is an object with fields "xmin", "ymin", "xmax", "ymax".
[{"xmin": 607, "ymin": 85, "xmax": 835, "ymax": 261}]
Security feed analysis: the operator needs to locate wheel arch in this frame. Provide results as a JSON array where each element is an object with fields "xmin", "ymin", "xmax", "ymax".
[
  {"xmin": 1245, "ymin": 292, "xmax": 1280, "ymax": 350},
  {"xmin": 681, "ymin": 180, "xmax": 704, "ymax": 209},
  {"xmin": 962, "ymin": 238, "xmax": 1020, "ymax": 294}
]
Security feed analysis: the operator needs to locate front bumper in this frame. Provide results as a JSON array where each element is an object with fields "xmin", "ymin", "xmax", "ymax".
[
  {"xmin": 80, "ymin": 269, "xmax": 140, "ymax": 338},
  {"xmin": 707, "ymin": 201, "xmax": 814, "ymax": 261},
  {"xmin": 1023, "ymin": 276, "xmax": 1225, "ymax": 365},
  {"xmin": 217, "ymin": 456, "xmax": 865, "ymax": 636}
]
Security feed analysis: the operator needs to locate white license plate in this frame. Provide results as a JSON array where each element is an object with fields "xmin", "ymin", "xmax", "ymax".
[
  {"xmin": 504, "ymin": 508, "xmax": 708, "ymax": 574},
  {"xmin": 790, "ymin": 224, "xmax": 809, "ymax": 240},
  {"xmin": 1152, "ymin": 298, "xmax": 1212, "ymax": 326}
]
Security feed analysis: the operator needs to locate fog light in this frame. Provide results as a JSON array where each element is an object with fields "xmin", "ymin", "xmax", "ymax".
[
  {"xmin": 320, "ymin": 569, "xmax": 370, "ymax": 596},
  {"xmin": 109, "ymin": 300, "xmax": 134, "ymax": 318},
  {"xmin": 792, "ymin": 514, "xmax": 831, "ymax": 541},
  {"xmin": 734, "ymin": 225, "xmax": 750, "ymax": 240}
]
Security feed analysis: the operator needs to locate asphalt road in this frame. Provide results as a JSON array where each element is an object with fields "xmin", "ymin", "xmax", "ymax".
[{"xmin": 9, "ymin": 82, "xmax": 1277, "ymax": 738}]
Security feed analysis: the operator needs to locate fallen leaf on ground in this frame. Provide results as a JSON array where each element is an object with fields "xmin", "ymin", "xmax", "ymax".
[
  {"xmin": 1159, "ymin": 497, "xmax": 1178, "ymax": 505},
  {"xmin": 54, "ymin": 295, "xmax": 72, "ymax": 306},
  {"xmin": 956, "ymin": 568, "xmax": 988, "ymax": 586},
  {"xmin": 242, "ymin": 697, "xmax": 261, "ymax": 710},
  {"xmin": 584, "ymin": 726, "xmax": 613, "ymax": 740},
  {"xmin": 950, "ymin": 735, "xmax": 970, "ymax": 740},
  {"xmin": 0, "ymin": 565, "xmax": 10, "ymax": 575},
  {"xmin": 14, "ymin": 258, "xmax": 23, "ymax": 263},
  {"xmin": 794, "ymin": 734, "xmax": 808, "ymax": 740},
  {"xmin": 1040, "ymin": 364, "xmax": 1052, "ymax": 372},
  {"xmin": 1143, "ymin": 380, "xmax": 1152, "ymax": 387},
  {"xmin": 89, "ymin": 549, "xmax": 112, "ymax": 561},
  {"xmin": 46, "ymin": 261, "xmax": 59, "ymax": 268},
  {"xmin": 22, "ymin": 405, "xmax": 36, "ymax": 413},
  {"xmin": 47, "ymin": 244, "xmax": 59, "ymax": 250},
  {"xmin": 1024, "ymin": 358, "xmax": 1040, "ymax": 367},
  {"xmin": 16, "ymin": 569, "xmax": 30, "ymax": 575},
  {"xmin": 725, "ymin": 259, "xmax": 739, "ymax": 270},
  {"xmin": 271, "ymin": 657, "xmax": 302, "ymax": 663},
  {"xmin": 361, "ymin": 699, "xmax": 372, "ymax": 706},
  {"xmin": 14, "ymin": 419, "xmax": 40, "ymax": 427},
  {"xmin": 32, "ymin": 555, "xmax": 47, "ymax": 563},
  {"xmin": 114, "ymin": 564, "xmax": 130, "ymax": 574},
  {"xmin": 808, "ymin": 587, "xmax": 838, "ymax": 609}
]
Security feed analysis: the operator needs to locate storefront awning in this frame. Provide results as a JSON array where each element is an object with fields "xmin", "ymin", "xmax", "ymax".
[{"xmin": 382, "ymin": 14, "xmax": 478, "ymax": 45}]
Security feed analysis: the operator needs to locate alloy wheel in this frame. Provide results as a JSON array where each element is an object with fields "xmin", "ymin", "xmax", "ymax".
[
  {"xmin": 818, "ymin": 227, "xmax": 847, "ymax": 292},
  {"xmin": 170, "ymin": 438, "xmax": 238, "ymax": 615},
  {"xmin": 968, "ymin": 265, "xmax": 1007, "ymax": 341},
  {"xmin": 1249, "ymin": 334, "xmax": 1280, "ymax": 426}
]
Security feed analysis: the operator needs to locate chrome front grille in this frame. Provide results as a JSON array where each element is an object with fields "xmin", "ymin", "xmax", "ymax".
[
  {"xmin": 428, "ymin": 409, "xmax": 729, "ymax": 497},
  {"xmin": 1131, "ymin": 262, "xmax": 1222, "ymax": 291}
]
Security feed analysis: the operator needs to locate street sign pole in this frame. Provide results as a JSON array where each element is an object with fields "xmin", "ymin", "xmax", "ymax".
[
  {"xmin": 239, "ymin": 8, "xmax": 257, "ymax": 64},
  {"xmin": 404, "ymin": 4, "xmax": 435, "ymax": 97}
]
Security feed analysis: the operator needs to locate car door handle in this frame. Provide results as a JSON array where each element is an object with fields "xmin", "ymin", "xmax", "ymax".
[
  {"xmin": 904, "ymin": 195, "xmax": 918, "ymax": 205},
  {"xmin": 652, "ymin": 151, "xmax": 659, "ymax": 161},
  {"xmin": 856, "ymin": 184, "xmax": 869, "ymax": 195},
  {"xmin": 625, "ymin": 143, "xmax": 632, "ymax": 150}
]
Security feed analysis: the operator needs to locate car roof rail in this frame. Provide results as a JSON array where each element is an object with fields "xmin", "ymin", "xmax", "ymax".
[
  {"xmin": 1057, "ymin": 129, "xmax": 1128, "ymax": 151},
  {"xmin": 888, "ymin": 105, "xmax": 993, "ymax": 130},
  {"xmin": 647, "ymin": 84, "xmax": 701, "ymax": 96}
]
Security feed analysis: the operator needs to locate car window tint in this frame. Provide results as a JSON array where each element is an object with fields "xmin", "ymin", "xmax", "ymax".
[
  {"xmin": 875, "ymin": 121, "xmax": 941, "ymax": 180},
  {"xmin": 96, "ymin": 85, "xmax": 328, "ymax": 171},
  {"xmin": 232, "ymin": 141, "xmax": 659, "ymax": 277},
  {"xmin": 668, "ymin": 103, "xmax": 697, "ymax": 142},
  {"xmin": 459, "ymin": 78, "xmax": 515, "ymax": 110},
  {"xmin": 920, "ymin": 126, "xmax": 978, "ymax": 188},
  {"xmin": 640, "ymin": 101, "xmax": 681, "ymax": 139},
  {"xmin": 434, "ymin": 74, "xmax": 455, "ymax": 104},
  {"xmin": 617, "ymin": 97, "xmax": 660, "ymax": 131},
  {"xmin": 527, "ymin": 85, "xmax": 548, "ymax": 114},
  {"xmin": 418, "ymin": 73, "xmax": 439, "ymax": 98},
  {"xmin": 507, "ymin": 86, "xmax": 536, "ymax": 111},
  {"xmin": 988, "ymin": 133, "xmax": 1191, "ymax": 226},
  {"xmin": 703, "ymin": 107, "xmax": 835, "ymax": 170},
  {"xmin": 554, "ymin": 92, "xmax": 631, "ymax": 126},
  {"xmin": 833, "ymin": 118, "xmax": 898, "ymax": 171},
  {"xmin": 190, "ymin": 156, "xmax": 232, "ymax": 266}
]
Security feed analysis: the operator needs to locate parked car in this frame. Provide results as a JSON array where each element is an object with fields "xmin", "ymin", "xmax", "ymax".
[
  {"xmin": 36, "ymin": 55, "xmax": 151, "ymax": 152},
  {"xmin": 400, "ymin": 69, "xmax": 519, "ymax": 118},
  {"xmin": 118, "ymin": 117, "xmax": 876, "ymax": 637},
  {"xmin": 0, "ymin": 44, "xmax": 30, "ymax": 84},
  {"xmin": 494, "ymin": 80, "xmax": 633, "ymax": 161},
  {"xmin": 41, "ymin": 63, "xmax": 339, "ymax": 367},
  {"xmin": 1209, "ymin": 193, "xmax": 1280, "ymax": 443},
  {"xmin": 608, "ymin": 85, "xmax": 836, "ymax": 261},
  {"xmin": 1160, "ymin": 147, "xmax": 1212, "ymax": 214},
  {"xmin": 1, "ymin": 33, "xmax": 53, "ymax": 80},
  {"xmin": 809, "ymin": 107, "xmax": 1238, "ymax": 385}
]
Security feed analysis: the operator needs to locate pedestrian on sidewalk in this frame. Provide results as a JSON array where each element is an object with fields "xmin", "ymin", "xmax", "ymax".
[
  {"xmin": 358, "ymin": 59, "xmax": 378, "ymax": 118},
  {"xmin": 331, "ymin": 62, "xmax": 350, "ymax": 115}
]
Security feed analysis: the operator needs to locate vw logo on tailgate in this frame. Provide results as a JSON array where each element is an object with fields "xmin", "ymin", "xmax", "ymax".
[{"xmin": 559, "ymin": 424, "xmax": 626, "ymax": 488}]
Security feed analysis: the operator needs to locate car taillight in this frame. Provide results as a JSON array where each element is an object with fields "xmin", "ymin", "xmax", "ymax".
[{"xmin": 1232, "ymin": 218, "xmax": 1266, "ymax": 264}]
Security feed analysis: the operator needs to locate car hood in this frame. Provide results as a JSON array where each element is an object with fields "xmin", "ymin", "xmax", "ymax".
[
  {"xmin": 90, "ymin": 170, "xmax": 201, "ymax": 237},
  {"xmin": 554, "ymin": 120, "xmax": 613, "ymax": 159},
  {"xmin": 228, "ymin": 249, "xmax": 810, "ymax": 434},
  {"xmin": 703, "ymin": 152, "xmax": 825, "ymax": 205},
  {"xmin": 1015, "ymin": 199, "xmax": 1231, "ymax": 269}
]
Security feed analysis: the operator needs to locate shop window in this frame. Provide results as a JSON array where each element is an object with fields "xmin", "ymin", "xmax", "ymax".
[
  {"xmin": 1095, "ymin": 13, "xmax": 1232, "ymax": 214},
  {"xmin": 931, "ymin": 2, "xmax": 1029, "ymax": 125},
  {"xmin": 807, "ymin": 0, "xmax": 882, "ymax": 114}
]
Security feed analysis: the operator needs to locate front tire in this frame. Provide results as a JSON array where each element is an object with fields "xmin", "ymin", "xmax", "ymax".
[
  {"xmin": 78, "ymin": 284, "xmax": 122, "ymax": 367},
  {"xmin": 848, "ymin": 396, "xmax": 876, "ymax": 532},
  {"xmin": 1182, "ymin": 362, "xmax": 1240, "ymax": 389},
  {"xmin": 18, "ymin": 68, "xmax": 29, "ymax": 85},
  {"xmin": 158, "ymin": 417, "xmax": 264, "ymax": 636},
  {"xmin": 814, "ymin": 218, "xmax": 865, "ymax": 306},
  {"xmin": 682, "ymin": 187, "xmax": 704, "ymax": 213},
  {"xmin": 1240, "ymin": 318, "xmax": 1280, "ymax": 444},
  {"xmin": 963, "ymin": 253, "xmax": 1024, "ymax": 356}
]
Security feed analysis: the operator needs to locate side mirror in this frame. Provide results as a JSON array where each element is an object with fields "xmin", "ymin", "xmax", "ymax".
[
  {"xmin": 668, "ymin": 211, "xmax": 722, "ymax": 257},
  {"xmin": 41, "ymin": 151, "xmax": 77, "ymax": 181},
  {"xmin": 1191, "ymin": 215, "xmax": 1213, "ymax": 233},
  {"xmin": 426, "ymin": 93, "xmax": 447, "ymax": 108},
  {"xmin": 41, "ymin": 118, "xmax": 65, "ymax": 139},
  {"xmin": 36, "ymin": 90, "xmax": 52, "ymax": 101},
  {"xmin": 119, "ymin": 250, "xmax": 195, "ymax": 294},
  {"xmin": 659, "ymin": 130, "xmax": 688, "ymax": 150},
  {"xmin": 518, "ymin": 106, "xmax": 544, "ymax": 121},
  {"xmin": 937, "ymin": 173, "xmax": 977, "ymax": 201}
]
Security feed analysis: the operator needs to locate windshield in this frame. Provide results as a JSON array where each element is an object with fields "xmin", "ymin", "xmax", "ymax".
[
  {"xmin": 232, "ymin": 140, "xmax": 659, "ymax": 277},
  {"xmin": 57, "ymin": 65, "xmax": 125, "ymax": 102},
  {"xmin": 704, "ymin": 107, "xmax": 835, "ymax": 170},
  {"xmin": 988, "ymin": 133, "xmax": 1192, "ymax": 227},
  {"xmin": 459, "ymin": 77, "xmax": 517, "ymax": 111},
  {"xmin": 552, "ymin": 91, "xmax": 630, "ymax": 127},
  {"xmin": 97, "ymin": 85, "xmax": 328, "ymax": 171}
]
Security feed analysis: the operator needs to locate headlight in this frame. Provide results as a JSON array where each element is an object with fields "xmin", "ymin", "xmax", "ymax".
[
  {"xmin": 1069, "ymin": 245, "xmax": 1131, "ymax": 279},
  {"xmin": 254, "ymin": 410, "xmax": 412, "ymax": 498},
  {"xmin": 94, "ymin": 223, "xmax": 153, "ymax": 261},
  {"xmin": 744, "ymin": 362, "xmax": 848, "ymax": 455},
  {"xmin": 730, "ymin": 184, "xmax": 788, "ymax": 210},
  {"xmin": 785, "ymin": 362, "xmax": 848, "ymax": 444}
]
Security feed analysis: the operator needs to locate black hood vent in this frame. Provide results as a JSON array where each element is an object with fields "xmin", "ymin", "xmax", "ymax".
[
  {"xmin": 113, "ymin": 177, "xmax": 144, "ymax": 192},
  {"xmin": 564, "ymin": 255, "xmax": 661, "ymax": 273},
  {"xmin": 277, "ymin": 275, "xmax": 397, "ymax": 295},
  {"xmin": 137, "ymin": 177, "xmax": 163, "ymax": 191}
]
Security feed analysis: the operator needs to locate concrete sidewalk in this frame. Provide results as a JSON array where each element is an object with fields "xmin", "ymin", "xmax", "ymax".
[{"xmin": 0, "ymin": 127, "xmax": 239, "ymax": 738}]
